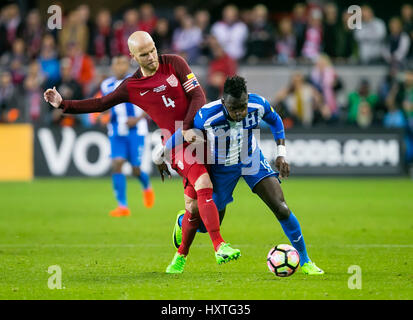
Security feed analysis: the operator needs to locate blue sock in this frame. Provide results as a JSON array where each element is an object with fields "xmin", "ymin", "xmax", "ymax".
[
  {"xmin": 178, "ymin": 212, "xmax": 207, "ymax": 233},
  {"xmin": 112, "ymin": 173, "xmax": 127, "ymax": 207},
  {"xmin": 137, "ymin": 171, "xmax": 150, "ymax": 190},
  {"xmin": 279, "ymin": 212, "xmax": 310, "ymax": 266}
]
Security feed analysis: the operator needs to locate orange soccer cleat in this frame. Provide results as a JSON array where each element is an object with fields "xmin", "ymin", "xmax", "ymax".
[
  {"xmin": 143, "ymin": 188, "xmax": 155, "ymax": 208},
  {"xmin": 109, "ymin": 206, "xmax": 131, "ymax": 217}
]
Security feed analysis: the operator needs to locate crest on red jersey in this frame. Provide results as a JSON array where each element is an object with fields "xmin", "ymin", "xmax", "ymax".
[{"xmin": 166, "ymin": 74, "xmax": 178, "ymax": 87}]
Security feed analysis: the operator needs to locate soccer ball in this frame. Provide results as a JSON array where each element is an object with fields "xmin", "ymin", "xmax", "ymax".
[{"xmin": 267, "ymin": 244, "xmax": 300, "ymax": 277}]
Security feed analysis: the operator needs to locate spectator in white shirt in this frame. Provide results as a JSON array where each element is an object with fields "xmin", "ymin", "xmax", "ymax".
[
  {"xmin": 354, "ymin": 5, "xmax": 386, "ymax": 64},
  {"xmin": 210, "ymin": 4, "xmax": 249, "ymax": 61}
]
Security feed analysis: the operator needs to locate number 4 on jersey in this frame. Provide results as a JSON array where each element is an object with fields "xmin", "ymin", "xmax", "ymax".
[{"xmin": 162, "ymin": 95, "xmax": 175, "ymax": 108}]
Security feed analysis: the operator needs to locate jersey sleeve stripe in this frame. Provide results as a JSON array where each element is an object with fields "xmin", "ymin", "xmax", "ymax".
[
  {"xmin": 203, "ymin": 111, "xmax": 225, "ymax": 128},
  {"xmin": 182, "ymin": 76, "xmax": 200, "ymax": 93},
  {"xmin": 248, "ymin": 102, "xmax": 265, "ymax": 118},
  {"xmin": 183, "ymin": 77, "xmax": 197, "ymax": 85}
]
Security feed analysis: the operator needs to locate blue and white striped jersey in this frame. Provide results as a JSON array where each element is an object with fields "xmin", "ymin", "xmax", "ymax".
[
  {"xmin": 100, "ymin": 75, "xmax": 148, "ymax": 137},
  {"xmin": 193, "ymin": 93, "xmax": 284, "ymax": 165}
]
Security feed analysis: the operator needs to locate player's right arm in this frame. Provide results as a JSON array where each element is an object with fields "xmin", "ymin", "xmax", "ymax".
[
  {"xmin": 43, "ymin": 79, "xmax": 130, "ymax": 114},
  {"xmin": 259, "ymin": 95, "xmax": 290, "ymax": 178},
  {"xmin": 163, "ymin": 108, "xmax": 205, "ymax": 153},
  {"xmin": 156, "ymin": 108, "xmax": 204, "ymax": 180}
]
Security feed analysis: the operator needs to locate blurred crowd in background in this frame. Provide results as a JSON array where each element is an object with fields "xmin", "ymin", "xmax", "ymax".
[{"xmin": 0, "ymin": 1, "xmax": 412, "ymax": 161}]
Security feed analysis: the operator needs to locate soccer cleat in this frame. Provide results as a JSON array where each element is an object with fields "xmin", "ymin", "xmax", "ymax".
[
  {"xmin": 143, "ymin": 188, "xmax": 155, "ymax": 208},
  {"xmin": 172, "ymin": 210, "xmax": 185, "ymax": 250},
  {"xmin": 301, "ymin": 261, "xmax": 325, "ymax": 275},
  {"xmin": 166, "ymin": 252, "xmax": 187, "ymax": 274},
  {"xmin": 109, "ymin": 206, "xmax": 130, "ymax": 217},
  {"xmin": 215, "ymin": 243, "xmax": 241, "ymax": 265}
]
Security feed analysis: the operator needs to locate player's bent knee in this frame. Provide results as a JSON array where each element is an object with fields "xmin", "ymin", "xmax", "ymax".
[
  {"xmin": 275, "ymin": 201, "xmax": 290, "ymax": 220},
  {"xmin": 194, "ymin": 173, "xmax": 213, "ymax": 191},
  {"xmin": 185, "ymin": 198, "xmax": 199, "ymax": 215}
]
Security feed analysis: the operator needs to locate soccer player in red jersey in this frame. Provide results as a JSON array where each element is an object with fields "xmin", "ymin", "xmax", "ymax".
[{"xmin": 44, "ymin": 31, "xmax": 241, "ymax": 273}]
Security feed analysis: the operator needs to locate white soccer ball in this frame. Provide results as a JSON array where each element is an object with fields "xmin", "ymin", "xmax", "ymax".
[{"xmin": 267, "ymin": 244, "xmax": 300, "ymax": 277}]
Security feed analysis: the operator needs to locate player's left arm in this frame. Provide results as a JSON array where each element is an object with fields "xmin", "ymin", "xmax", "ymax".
[
  {"xmin": 167, "ymin": 55, "xmax": 207, "ymax": 142},
  {"xmin": 261, "ymin": 97, "xmax": 290, "ymax": 178}
]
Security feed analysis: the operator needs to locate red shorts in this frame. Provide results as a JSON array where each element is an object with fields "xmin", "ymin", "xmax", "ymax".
[{"xmin": 169, "ymin": 143, "xmax": 209, "ymax": 200}]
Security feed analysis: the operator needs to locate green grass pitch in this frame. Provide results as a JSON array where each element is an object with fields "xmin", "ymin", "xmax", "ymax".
[{"xmin": 0, "ymin": 177, "xmax": 412, "ymax": 300}]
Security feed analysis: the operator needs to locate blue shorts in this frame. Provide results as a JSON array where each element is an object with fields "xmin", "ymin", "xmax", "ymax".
[
  {"xmin": 109, "ymin": 134, "xmax": 145, "ymax": 167},
  {"xmin": 210, "ymin": 150, "xmax": 279, "ymax": 211}
]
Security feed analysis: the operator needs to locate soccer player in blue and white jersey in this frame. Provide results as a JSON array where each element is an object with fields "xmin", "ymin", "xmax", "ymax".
[
  {"xmin": 101, "ymin": 55, "xmax": 155, "ymax": 217},
  {"xmin": 163, "ymin": 76, "xmax": 323, "ymax": 274}
]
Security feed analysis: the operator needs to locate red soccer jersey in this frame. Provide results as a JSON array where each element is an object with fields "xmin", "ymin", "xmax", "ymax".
[{"xmin": 60, "ymin": 54, "xmax": 206, "ymax": 138}]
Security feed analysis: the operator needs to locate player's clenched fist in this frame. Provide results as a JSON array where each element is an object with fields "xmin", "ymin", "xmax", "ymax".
[
  {"xmin": 275, "ymin": 156, "xmax": 290, "ymax": 179},
  {"xmin": 43, "ymin": 86, "xmax": 62, "ymax": 108},
  {"xmin": 182, "ymin": 129, "xmax": 205, "ymax": 144}
]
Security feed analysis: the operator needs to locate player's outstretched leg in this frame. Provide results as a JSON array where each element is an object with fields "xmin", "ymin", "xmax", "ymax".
[
  {"xmin": 279, "ymin": 212, "xmax": 324, "ymax": 275},
  {"xmin": 254, "ymin": 176, "xmax": 324, "ymax": 275},
  {"xmin": 132, "ymin": 166, "xmax": 155, "ymax": 208}
]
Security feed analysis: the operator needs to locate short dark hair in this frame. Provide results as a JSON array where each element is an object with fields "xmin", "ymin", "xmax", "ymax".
[{"xmin": 223, "ymin": 76, "xmax": 247, "ymax": 99}]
